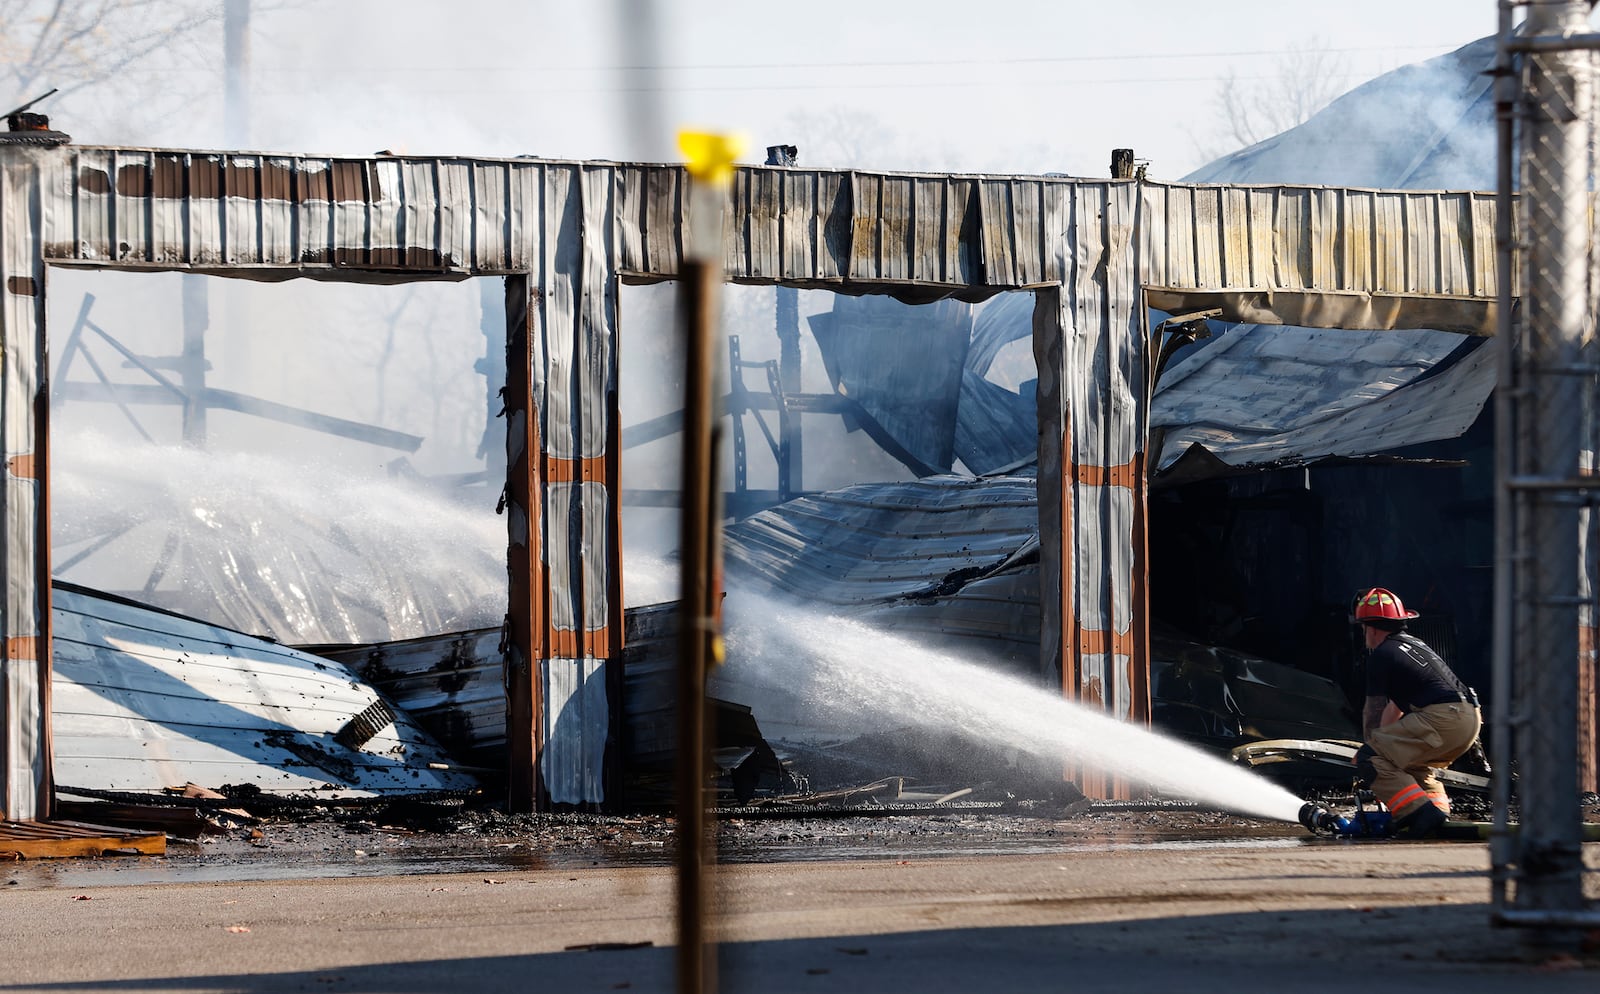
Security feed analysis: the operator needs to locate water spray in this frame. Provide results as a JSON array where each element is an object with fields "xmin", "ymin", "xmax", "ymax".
[{"xmin": 718, "ymin": 591, "xmax": 1308, "ymax": 825}]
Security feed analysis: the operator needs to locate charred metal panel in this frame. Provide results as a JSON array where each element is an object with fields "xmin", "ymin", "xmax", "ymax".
[
  {"xmin": 225, "ymin": 156, "xmax": 262, "ymax": 265},
  {"xmin": 317, "ymin": 629, "xmax": 505, "ymax": 765}
]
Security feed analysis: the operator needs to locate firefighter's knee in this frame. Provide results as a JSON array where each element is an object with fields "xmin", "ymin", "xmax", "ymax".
[{"xmin": 1353, "ymin": 743, "xmax": 1378, "ymax": 788}]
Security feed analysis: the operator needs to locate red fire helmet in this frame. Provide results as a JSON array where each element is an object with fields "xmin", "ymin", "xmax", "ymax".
[{"xmin": 1353, "ymin": 587, "xmax": 1420, "ymax": 624}]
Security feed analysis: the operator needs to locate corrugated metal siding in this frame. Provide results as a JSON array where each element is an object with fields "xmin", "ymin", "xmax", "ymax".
[
  {"xmin": 0, "ymin": 142, "xmax": 1511, "ymax": 813},
  {"xmin": 50, "ymin": 585, "xmax": 479, "ymax": 796},
  {"xmin": 2, "ymin": 146, "xmax": 47, "ymax": 820},
  {"xmin": 1139, "ymin": 182, "xmax": 1499, "ymax": 300},
  {"xmin": 40, "ymin": 153, "xmax": 1505, "ymax": 303}
]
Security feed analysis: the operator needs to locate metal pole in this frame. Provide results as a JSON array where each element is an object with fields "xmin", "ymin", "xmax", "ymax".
[
  {"xmin": 1514, "ymin": 0, "xmax": 1590, "ymax": 924},
  {"xmin": 223, "ymin": 0, "xmax": 252, "ymax": 148},
  {"xmin": 776, "ymin": 287, "xmax": 802, "ymax": 499},
  {"xmin": 180, "ymin": 277, "xmax": 208, "ymax": 447},
  {"xmin": 1489, "ymin": 0, "xmax": 1519, "ymax": 915},
  {"xmin": 674, "ymin": 256, "xmax": 717, "ymax": 994},
  {"xmin": 675, "ymin": 135, "xmax": 736, "ymax": 994}
]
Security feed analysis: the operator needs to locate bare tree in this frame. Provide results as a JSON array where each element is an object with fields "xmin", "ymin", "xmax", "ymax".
[
  {"xmin": 1196, "ymin": 41, "xmax": 1351, "ymax": 161},
  {"xmin": 0, "ymin": 1, "xmax": 223, "ymax": 138},
  {"xmin": 777, "ymin": 106, "xmax": 900, "ymax": 170}
]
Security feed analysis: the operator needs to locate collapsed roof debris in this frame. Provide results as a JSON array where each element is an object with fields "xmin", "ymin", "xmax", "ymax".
[{"xmin": 50, "ymin": 582, "xmax": 481, "ymax": 799}]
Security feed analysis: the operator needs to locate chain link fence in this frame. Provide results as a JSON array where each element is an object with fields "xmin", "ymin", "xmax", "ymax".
[{"xmin": 1493, "ymin": 0, "xmax": 1599, "ymax": 928}]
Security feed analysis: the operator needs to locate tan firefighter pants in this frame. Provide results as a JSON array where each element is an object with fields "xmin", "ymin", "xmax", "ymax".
[{"xmin": 1367, "ymin": 700, "xmax": 1481, "ymax": 820}]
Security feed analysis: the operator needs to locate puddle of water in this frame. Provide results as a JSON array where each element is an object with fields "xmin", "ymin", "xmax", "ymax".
[{"xmin": 3, "ymin": 827, "xmax": 1314, "ymax": 890}]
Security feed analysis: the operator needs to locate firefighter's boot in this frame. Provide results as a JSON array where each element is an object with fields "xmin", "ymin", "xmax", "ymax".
[{"xmin": 1393, "ymin": 799, "xmax": 1448, "ymax": 839}]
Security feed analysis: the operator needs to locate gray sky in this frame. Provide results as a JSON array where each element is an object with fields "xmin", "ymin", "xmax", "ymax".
[{"xmin": 77, "ymin": 0, "xmax": 1497, "ymax": 181}]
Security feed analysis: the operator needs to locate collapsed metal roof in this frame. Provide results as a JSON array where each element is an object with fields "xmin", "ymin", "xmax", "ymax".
[
  {"xmin": 1149, "ymin": 325, "xmax": 1493, "ymax": 483},
  {"xmin": 50, "ymin": 582, "xmax": 479, "ymax": 797}
]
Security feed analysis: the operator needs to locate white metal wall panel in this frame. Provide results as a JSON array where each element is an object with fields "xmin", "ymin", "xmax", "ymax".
[
  {"xmin": 1164, "ymin": 185, "xmax": 1195, "ymax": 289},
  {"xmin": 72, "ymin": 149, "xmax": 111, "ymax": 262},
  {"xmin": 1438, "ymin": 194, "xmax": 1471, "ymax": 296},
  {"xmin": 367, "ymin": 159, "xmax": 403, "ymax": 268},
  {"xmin": 1472, "ymin": 195, "xmax": 1498, "ymax": 295},
  {"xmin": 1344, "ymin": 190, "xmax": 1375, "ymax": 292},
  {"xmin": 1246, "ymin": 188, "xmax": 1276, "ymax": 288},
  {"xmin": 546, "ymin": 482, "xmax": 580, "ymax": 637},
  {"xmin": 579, "ymin": 481, "xmax": 610, "ymax": 634},
  {"xmin": 541, "ymin": 165, "xmax": 580, "ymax": 461},
  {"xmin": 1, "ymin": 148, "xmax": 45, "ymax": 819},
  {"xmin": 541, "ymin": 657, "xmax": 608, "ymax": 804},
  {"xmin": 1273, "ymin": 188, "xmax": 1308, "ymax": 290},
  {"xmin": 1375, "ymin": 192, "xmax": 1406, "ymax": 293},
  {"xmin": 1405, "ymin": 193, "xmax": 1437, "ymax": 294},
  {"xmin": 400, "ymin": 159, "xmax": 439, "ymax": 268},
  {"xmin": 508, "ymin": 162, "xmax": 538, "ymax": 274},
  {"xmin": 1221, "ymin": 187, "xmax": 1250, "ymax": 287},
  {"xmin": 436, "ymin": 161, "xmax": 473, "ymax": 270},
  {"xmin": 579, "ymin": 164, "xmax": 616, "ymax": 459},
  {"xmin": 473, "ymin": 161, "xmax": 508, "ymax": 271}
]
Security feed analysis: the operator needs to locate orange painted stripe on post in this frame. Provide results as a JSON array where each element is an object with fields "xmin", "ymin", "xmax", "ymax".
[
  {"xmin": 5, "ymin": 636, "xmax": 38, "ymax": 660},
  {"xmin": 546, "ymin": 627, "xmax": 615, "ymax": 661},
  {"xmin": 1076, "ymin": 629, "xmax": 1111, "ymax": 656},
  {"xmin": 543, "ymin": 456, "xmax": 609, "ymax": 484},
  {"xmin": 1110, "ymin": 629, "xmax": 1134, "ymax": 659},
  {"xmin": 6, "ymin": 454, "xmax": 36, "ymax": 480},
  {"xmin": 1073, "ymin": 459, "xmax": 1138, "ymax": 489}
]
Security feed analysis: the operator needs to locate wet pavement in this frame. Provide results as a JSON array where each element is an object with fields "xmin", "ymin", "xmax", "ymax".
[
  {"xmin": 2, "ymin": 824, "xmax": 1597, "ymax": 994},
  {"xmin": 4, "ymin": 806, "xmax": 1309, "ymax": 889}
]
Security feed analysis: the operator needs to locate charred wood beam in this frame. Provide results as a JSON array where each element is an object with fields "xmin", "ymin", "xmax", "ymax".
[{"xmin": 52, "ymin": 382, "xmax": 424, "ymax": 452}]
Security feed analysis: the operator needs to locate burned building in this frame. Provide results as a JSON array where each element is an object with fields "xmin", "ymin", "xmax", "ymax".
[{"xmin": 0, "ymin": 125, "xmax": 1535, "ymax": 825}]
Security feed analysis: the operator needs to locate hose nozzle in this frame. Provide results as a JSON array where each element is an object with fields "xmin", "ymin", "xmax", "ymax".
[{"xmin": 1298, "ymin": 802, "xmax": 1336, "ymax": 835}]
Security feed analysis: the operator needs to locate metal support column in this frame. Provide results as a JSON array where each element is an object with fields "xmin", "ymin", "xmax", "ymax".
[
  {"xmin": 775, "ymin": 287, "xmax": 802, "ymax": 499},
  {"xmin": 1494, "ymin": 0, "xmax": 1597, "ymax": 932}
]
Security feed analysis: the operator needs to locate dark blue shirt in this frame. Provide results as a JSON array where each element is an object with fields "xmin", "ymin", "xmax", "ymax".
[{"xmin": 1365, "ymin": 632, "xmax": 1473, "ymax": 711}]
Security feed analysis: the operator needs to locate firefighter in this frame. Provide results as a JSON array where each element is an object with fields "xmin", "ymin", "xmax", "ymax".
[{"xmin": 1351, "ymin": 587, "xmax": 1481, "ymax": 839}]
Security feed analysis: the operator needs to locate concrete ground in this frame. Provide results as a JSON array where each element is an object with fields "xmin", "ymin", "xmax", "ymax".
[{"xmin": 2, "ymin": 839, "xmax": 1597, "ymax": 993}]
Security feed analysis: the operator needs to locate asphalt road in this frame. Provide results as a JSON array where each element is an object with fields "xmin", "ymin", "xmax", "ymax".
[{"xmin": 2, "ymin": 839, "xmax": 1597, "ymax": 993}]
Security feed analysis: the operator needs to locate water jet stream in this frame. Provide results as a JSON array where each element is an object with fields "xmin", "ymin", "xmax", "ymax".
[{"xmin": 718, "ymin": 591, "xmax": 1307, "ymax": 824}]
